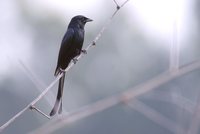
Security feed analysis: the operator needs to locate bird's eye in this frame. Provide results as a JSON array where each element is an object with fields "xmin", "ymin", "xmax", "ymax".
[{"xmin": 81, "ymin": 18, "xmax": 85, "ymax": 22}]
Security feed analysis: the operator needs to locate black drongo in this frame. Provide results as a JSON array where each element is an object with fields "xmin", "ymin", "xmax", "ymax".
[{"xmin": 50, "ymin": 15, "xmax": 92, "ymax": 116}]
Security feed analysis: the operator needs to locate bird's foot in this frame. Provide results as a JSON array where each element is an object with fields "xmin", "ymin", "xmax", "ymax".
[
  {"xmin": 81, "ymin": 49, "xmax": 87, "ymax": 54},
  {"xmin": 72, "ymin": 58, "xmax": 78, "ymax": 64}
]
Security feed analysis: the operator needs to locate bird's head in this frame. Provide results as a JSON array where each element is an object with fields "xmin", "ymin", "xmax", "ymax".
[{"xmin": 69, "ymin": 15, "xmax": 93, "ymax": 29}]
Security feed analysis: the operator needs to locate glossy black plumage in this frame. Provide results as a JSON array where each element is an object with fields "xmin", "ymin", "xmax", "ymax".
[{"xmin": 50, "ymin": 15, "xmax": 92, "ymax": 116}]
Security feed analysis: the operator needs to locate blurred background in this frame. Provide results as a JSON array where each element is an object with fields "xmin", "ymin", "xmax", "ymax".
[{"xmin": 0, "ymin": 0, "xmax": 200, "ymax": 133}]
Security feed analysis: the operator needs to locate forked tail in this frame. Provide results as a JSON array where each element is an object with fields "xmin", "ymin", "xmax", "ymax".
[{"xmin": 50, "ymin": 73, "xmax": 65, "ymax": 116}]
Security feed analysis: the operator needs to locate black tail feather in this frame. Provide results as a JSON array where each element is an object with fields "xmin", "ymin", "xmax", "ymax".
[
  {"xmin": 50, "ymin": 73, "xmax": 65, "ymax": 116},
  {"xmin": 49, "ymin": 99, "xmax": 60, "ymax": 116},
  {"xmin": 58, "ymin": 99, "xmax": 62, "ymax": 114}
]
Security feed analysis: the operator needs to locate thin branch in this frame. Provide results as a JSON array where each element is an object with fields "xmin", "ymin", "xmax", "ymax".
[
  {"xmin": 18, "ymin": 60, "xmax": 47, "ymax": 96},
  {"xmin": 30, "ymin": 106, "xmax": 50, "ymax": 119},
  {"xmin": 127, "ymin": 100, "xmax": 186, "ymax": 134},
  {"xmin": 121, "ymin": 0, "xmax": 130, "ymax": 7},
  {"xmin": 141, "ymin": 91, "xmax": 195, "ymax": 113},
  {"xmin": 0, "ymin": 0, "xmax": 130, "ymax": 132},
  {"xmin": 113, "ymin": 0, "xmax": 118, "ymax": 6},
  {"xmin": 113, "ymin": 0, "xmax": 120, "ymax": 9},
  {"xmin": 30, "ymin": 95, "xmax": 120, "ymax": 134},
  {"xmin": 17, "ymin": 60, "xmax": 67, "ymax": 116},
  {"xmin": 122, "ymin": 60, "xmax": 200, "ymax": 101},
  {"xmin": 30, "ymin": 60, "xmax": 200, "ymax": 134},
  {"xmin": 0, "ymin": 73, "xmax": 61, "ymax": 133}
]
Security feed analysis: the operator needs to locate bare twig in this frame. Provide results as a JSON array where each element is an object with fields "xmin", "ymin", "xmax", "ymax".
[
  {"xmin": 141, "ymin": 91, "xmax": 195, "ymax": 113},
  {"xmin": 18, "ymin": 60, "xmax": 68, "ymax": 116},
  {"xmin": 0, "ymin": 73, "xmax": 61, "ymax": 133},
  {"xmin": 113, "ymin": 0, "xmax": 120, "ymax": 9},
  {"xmin": 30, "ymin": 95, "xmax": 120, "ymax": 134},
  {"xmin": 30, "ymin": 60, "xmax": 200, "ymax": 134},
  {"xmin": 122, "ymin": 60, "xmax": 200, "ymax": 101},
  {"xmin": 30, "ymin": 106, "xmax": 50, "ymax": 119},
  {"xmin": 121, "ymin": 0, "xmax": 130, "ymax": 7},
  {"xmin": 113, "ymin": 0, "xmax": 118, "ymax": 6},
  {"xmin": 127, "ymin": 100, "xmax": 186, "ymax": 134},
  {"xmin": 0, "ymin": 0, "xmax": 130, "ymax": 132},
  {"xmin": 18, "ymin": 60, "xmax": 47, "ymax": 96}
]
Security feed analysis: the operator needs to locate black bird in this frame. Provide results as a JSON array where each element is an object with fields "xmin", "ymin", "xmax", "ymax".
[{"xmin": 50, "ymin": 15, "xmax": 92, "ymax": 116}]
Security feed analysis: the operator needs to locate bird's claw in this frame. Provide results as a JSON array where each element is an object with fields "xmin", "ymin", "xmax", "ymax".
[
  {"xmin": 72, "ymin": 58, "xmax": 78, "ymax": 64},
  {"xmin": 81, "ymin": 49, "xmax": 87, "ymax": 54}
]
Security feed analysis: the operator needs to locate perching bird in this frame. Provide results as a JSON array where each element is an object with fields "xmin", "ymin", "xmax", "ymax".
[{"xmin": 50, "ymin": 15, "xmax": 92, "ymax": 116}]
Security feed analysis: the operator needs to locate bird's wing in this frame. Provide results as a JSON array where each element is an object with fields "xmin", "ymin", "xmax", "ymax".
[
  {"xmin": 61, "ymin": 28, "xmax": 75, "ymax": 46},
  {"xmin": 55, "ymin": 28, "xmax": 75, "ymax": 76}
]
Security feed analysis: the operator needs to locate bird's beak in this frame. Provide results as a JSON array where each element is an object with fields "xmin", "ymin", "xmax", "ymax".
[{"xmin": 86, "ymin": 18, "xmax": 93, "ymax": 22}]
